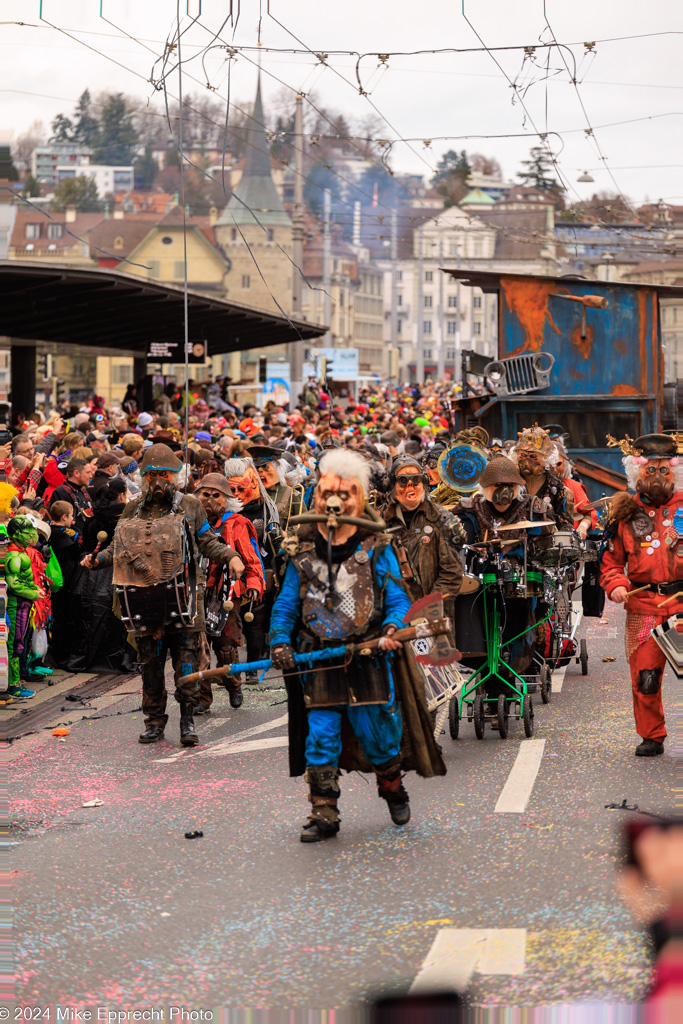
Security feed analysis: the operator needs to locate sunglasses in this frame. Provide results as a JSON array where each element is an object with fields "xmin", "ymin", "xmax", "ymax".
[{"xmin": 396, "ymin": 474, "xmax": 422, "ymax": 487}]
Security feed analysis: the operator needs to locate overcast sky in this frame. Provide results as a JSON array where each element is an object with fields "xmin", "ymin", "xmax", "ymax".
[{"xmin": 2, "ymin": 0, "xmax": 683, "ymax": 208}]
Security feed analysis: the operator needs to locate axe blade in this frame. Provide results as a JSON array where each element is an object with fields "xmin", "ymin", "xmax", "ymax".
[{"xmin": 404, "ymin": 591, "xmax": 445, "ymax": 625}]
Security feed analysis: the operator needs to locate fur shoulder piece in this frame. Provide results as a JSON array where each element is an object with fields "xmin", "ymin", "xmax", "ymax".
[{"xmin": 606, "ymin": 491, "xmax": 640, "ymax": 525}]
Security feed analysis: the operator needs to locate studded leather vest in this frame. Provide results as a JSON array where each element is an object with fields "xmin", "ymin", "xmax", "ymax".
[{"xmin": 292, "ymin": 535, "xmax": 383, "ymax": 642}]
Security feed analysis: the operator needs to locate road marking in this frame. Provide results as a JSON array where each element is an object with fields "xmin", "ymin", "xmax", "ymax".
[
  {"xmin": 410, "ymin": 928, "xmax": 526, "ymax": 992},
  {"xmin": 494, "ymin": 739, "xmax": 546, "ymax": 814},
  {"xmin": 152, "ymin": 712, "xmax": 288, "ymax": 763},
  {"xmin": 202, "ymin": 735, "xmax": 289, "ymax": 757},
  {"xmin": 552, "ymin": 606, "xmax": 583, "ymax": 693}
]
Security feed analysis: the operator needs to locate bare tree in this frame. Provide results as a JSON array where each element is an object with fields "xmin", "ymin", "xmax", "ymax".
[
  {"xmin": 469, "ymin": 153, "xmax": 503, "ymax": 178},
  {"xmin": 12, "ymin": 120, "xmax": 46, "ymax": 172}
]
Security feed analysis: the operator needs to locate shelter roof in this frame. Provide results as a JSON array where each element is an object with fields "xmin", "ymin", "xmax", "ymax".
[
  {"xmin": 0, "ymin": 260, "xmax": 324, "ymax": 353},
  {"xmin": 440, "ymin": 265, "xmax": 683, "ymax": 299}
]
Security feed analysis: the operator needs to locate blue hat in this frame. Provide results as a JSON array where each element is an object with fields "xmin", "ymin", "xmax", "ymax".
[{"xmin": 194, "ymin": 431, "xmax": 212, "ymax": 442}]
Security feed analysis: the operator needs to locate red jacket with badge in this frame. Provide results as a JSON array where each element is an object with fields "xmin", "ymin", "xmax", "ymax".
[
  {"xmin": 206, "ymin": 511, "xmax": 265, "ymax": 601},
  {"xmin": 599, "ymin": 491, "xmax": 683, "ymax": 615}
]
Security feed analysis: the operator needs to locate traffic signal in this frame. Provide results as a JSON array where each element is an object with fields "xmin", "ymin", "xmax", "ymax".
[
  {"xmin": 56, "ymin": 379, "xmax": 67, "ymax": 404},
  {"xmin": 37, "ymin": 353, "xmax": 52, "ymax": 380},
  {"xmin": 258, "ymin": 357, "xmax": 267, "ymax": 384}
]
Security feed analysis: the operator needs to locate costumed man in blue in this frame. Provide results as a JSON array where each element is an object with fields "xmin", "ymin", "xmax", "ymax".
[{"xmin": 269, "ymin": 449, "xmax": 445, "ymax": 844}]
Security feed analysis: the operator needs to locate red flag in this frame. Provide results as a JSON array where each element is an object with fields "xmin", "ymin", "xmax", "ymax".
[{"xmin": 372, "ymin": 183, "xmax": 378, "ymax": 208}]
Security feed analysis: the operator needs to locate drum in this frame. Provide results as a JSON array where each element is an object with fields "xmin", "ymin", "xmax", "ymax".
[
  {"xmin": 411, "ymin": 633, "xmax": 464, "ymax": 711},
  {"xmin": 483, "ymin": 569, "xmax": 544, "ymax": 599},
  {"xmin": 543, "ymin": 530, "xmax": 580, "ymax": 566},
  {"xmin": 452, "ymin": 589, "xmax": 487, "ymax": 668},
  {"xmin": 117, "ymin": 569, "xmax": 197, "ymax": 634}
]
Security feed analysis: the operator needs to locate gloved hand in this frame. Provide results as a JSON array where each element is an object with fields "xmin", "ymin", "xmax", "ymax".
[{"xmin": 271, "ymin": 644, "xmax": 296, "ymax": 671}]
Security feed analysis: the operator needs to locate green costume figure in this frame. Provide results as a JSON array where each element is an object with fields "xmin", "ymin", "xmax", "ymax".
[{"xmin": 6, "ymin": 516, "xmax": 42, "ymax": 698}]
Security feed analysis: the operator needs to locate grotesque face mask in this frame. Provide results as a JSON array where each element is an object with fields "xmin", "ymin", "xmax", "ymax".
[
  {"xmin": 517, "ymin": 450, "xmax": 545, "ymax": 478},
  {"xmin": 315, "ymin": 472, "xmax": 364, "ymax": 519},
  {"xmin": 257, "ymin": 462, "xmax": 280, "ymax": 491},
  {"xmin": 197, "ymin": 487, "xmax": 228, "ymax": 523},
  {"xmin": 395, "ymin": 469, "xmax": 425, "ymax": 511},
  {"xmin": 425, "ymin": 461, "xmax": 440, "ymax": 487},
  {"xmin": 636, "ymin": 459, "xmax": 675, "ymax": 505},
  {"xmin": 228, "ymin": 467, "xmax": 261, "ymax": 505},
  {"xmin": 483, "ymin": 483, "xmax": 518, "ymax": 512},
  {"xmin": 144, "ymin": 468, "xmax": 177, "ymax": 505}
]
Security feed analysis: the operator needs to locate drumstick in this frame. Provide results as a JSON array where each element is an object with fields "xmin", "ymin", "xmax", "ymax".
[
  {"xmin": 93, "ymin": 531, "xmax": 108, "ymax": 555},
  {"xmin": 223, "ymin": 575, "xmax": 238, "ymax": 612},
  {"xmin": 656, "ymin": 592, "xmax": 683, "ymax": 609},
  {"xmin": 623, "ymin": 583, "xmax": 651, "ymax": 602},
  {"xmin": 243, "ymin": 593, "xmax": 256, "ymax": 623}
]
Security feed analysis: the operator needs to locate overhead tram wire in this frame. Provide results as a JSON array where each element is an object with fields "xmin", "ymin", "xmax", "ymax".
[
  {"xmin": 21, "ymin": 16, "xmax": 683, "ymax": 260},
  {"xmin": 542, "ymin": 0, "xmax": 645, "ymax": 226},
  {"xmin": 174, "ymin": 0, "xmax": 191, "ymax": 462}
]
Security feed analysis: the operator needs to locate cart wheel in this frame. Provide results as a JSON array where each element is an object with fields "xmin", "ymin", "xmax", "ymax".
[
  {"xmin": 580, "ymin": 638, "xmax": 588, "ymax": 676},
  {"xmin": 496, "ymin": 694, "xmax": 509, "ymax": 739},
  {"xmin": 522, "ymin": 695, "xmax": 534, "ymax": 738},
  {"xmin": 540, "ymin": 664, "xmax": 552, "ymax": 705},
  {"xmin": 473, "ymin": 694, "xmax": 485, "ymax": 740},
  {"xmin": 448, "ymin": 695, "xmax": 460, "ymax": 740}
]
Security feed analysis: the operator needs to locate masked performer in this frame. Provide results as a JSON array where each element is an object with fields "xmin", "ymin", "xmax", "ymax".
[
  {"xmin": 454, "ymin": 459, "xmax": 555, "ymax": 712},
  {"xmin": 511, "ymin": 426, "xmax": 573, "ymax": 530},
  {"xmin": 83, "ymin": 444, "xmax": 244, "ymax": 747},
  {"xmin": 269, "ymin": 449, "xmax": 445, "ymax": 843},
  {"xmin": 194, "ymin": 473, "xmax": 265, "ymax": 712},
  {"xmin": 248, "ymin": 445, "xmax": 304, "ymax": 525},
  {"xmin": 382, "ymin": 455, "xmax": 465, "ymax": 624},
  {"xmin": 224, "ymin": 456, "xmax": 281, "ymax": 680},
  {"xmin": 600, "ymin": 433, "xmax": 682, "ymax": 757}
]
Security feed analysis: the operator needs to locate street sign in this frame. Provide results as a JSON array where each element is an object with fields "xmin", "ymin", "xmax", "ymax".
[
  {"xmin": 310, "ymin": 347, "xmax": 359, "ymax": 381},
  {"xmin": 147, "ymin": 340, "xmax": 208, "ymax": 364}
]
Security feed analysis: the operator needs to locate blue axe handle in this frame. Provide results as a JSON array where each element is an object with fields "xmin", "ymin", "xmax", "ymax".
[{"xmin": 184, "ymin": 644, "xmax": 350, "ymax": 683}]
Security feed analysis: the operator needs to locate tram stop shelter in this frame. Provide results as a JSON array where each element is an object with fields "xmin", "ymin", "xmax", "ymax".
[{"xmin": 0, "ymin": 261, "xmax": 326, "ymax": 413}]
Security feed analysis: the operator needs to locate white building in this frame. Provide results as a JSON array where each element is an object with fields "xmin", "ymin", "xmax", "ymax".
[{"xmin": 56, "ymin": 164, "xmax": 134, "ymax": 196}]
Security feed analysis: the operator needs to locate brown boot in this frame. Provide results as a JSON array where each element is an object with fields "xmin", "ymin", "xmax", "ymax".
[
  {"xmin": 375, "ymin": 759, "xmax": 411, "ymax": 826},
  {"xmin": 300, "ymin": 765, "xmax": 340, "ymax": 843}
]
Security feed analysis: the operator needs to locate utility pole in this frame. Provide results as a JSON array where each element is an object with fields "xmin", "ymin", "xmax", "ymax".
[
  {"xmin": 389, "ymin": 208, "xmax": 397, "ymax": 397},
  {"xmin": 323, "ymin": 189, "xmax": 332, "ymax": 347},
  {"xmin": 416, "ymin": 225, "xmax": 424, "ymax": 383},
  {"xmin": 437, "ymin": 236, "xmax": 445, "ymax": 381},
  {"xmin": 288, "ymin": 93, "xmax": 304, "ymax": 409}
]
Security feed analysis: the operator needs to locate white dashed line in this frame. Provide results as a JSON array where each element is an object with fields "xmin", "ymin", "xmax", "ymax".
[
  {"xmin": 494, "ymin": 739, "xmax": 546, "ymax": 814},
  {"xmin": 410, "ymin": 928, "xmax": 527, "ymax": 992}
]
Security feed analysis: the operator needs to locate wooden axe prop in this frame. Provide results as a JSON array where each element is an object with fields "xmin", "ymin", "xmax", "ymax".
[{"xmin": 182, "ymin": 592, "xmax": 458, "ymax": 684}]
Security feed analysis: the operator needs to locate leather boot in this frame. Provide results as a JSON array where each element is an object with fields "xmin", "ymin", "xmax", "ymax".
[
  {"xmin": 375, "ymin": 760, "xmax": 411, "ymax": 826},
  {"xmin": 300, "ymin": 765, "xmax": 340, "ymax": 843},
  {"xmin": 229, "ymin": 686, "xmax": 244, "ymax": 708},
  {"xmin": 179, "ymin": 704, "xmax": 198, "ymax": 747},
  {"xmin": 139, "ymin": 723, "xmax": 165, "ymax": 744}
]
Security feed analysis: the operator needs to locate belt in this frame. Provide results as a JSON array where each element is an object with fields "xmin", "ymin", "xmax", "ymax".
[{"xmin": 641, "ymin": 581, "xmax": 683, "ymax": 596}]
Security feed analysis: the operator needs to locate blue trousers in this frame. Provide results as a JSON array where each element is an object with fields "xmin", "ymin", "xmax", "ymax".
[{"xmin": 305, "ymin": 697, "xmax": 403, "ymax": 767}]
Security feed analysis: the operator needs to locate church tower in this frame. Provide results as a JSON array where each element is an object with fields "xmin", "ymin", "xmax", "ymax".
[{"xmin": 214, "ymin": 73, "xmax": 293, "ymax": 316}]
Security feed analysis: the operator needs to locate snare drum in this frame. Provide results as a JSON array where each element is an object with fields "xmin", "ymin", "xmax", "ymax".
[{"xmin": 543, "ymin": 530, "xmax": 580, "ymax": 566}]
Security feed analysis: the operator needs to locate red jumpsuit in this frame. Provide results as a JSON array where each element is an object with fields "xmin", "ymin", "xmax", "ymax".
[
  {"xmin": 600, "ymin": 491, "xmax": 683, "ymax": 742},
  {"xmin": 199, "ymin": 511, "xmax": 265, "ymax": 707}
]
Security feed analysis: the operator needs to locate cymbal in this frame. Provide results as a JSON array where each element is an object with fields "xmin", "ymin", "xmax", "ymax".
[{"xmin": 495, "ymin": 519, "xmax": 555, "ymax": 532}]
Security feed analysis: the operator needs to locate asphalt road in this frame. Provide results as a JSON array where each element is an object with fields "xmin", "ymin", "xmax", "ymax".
[{"xmin": 10, "ymin": 600, "xmax": 675, "ymax": 1013}]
